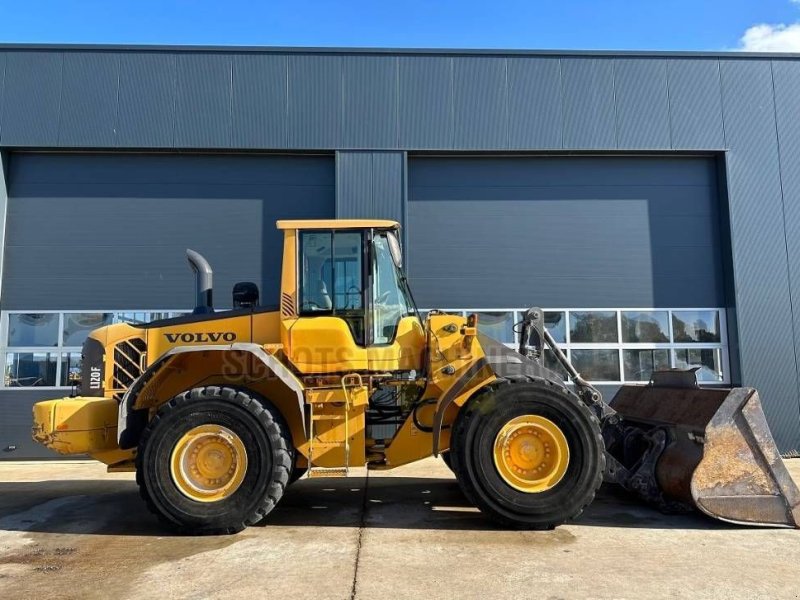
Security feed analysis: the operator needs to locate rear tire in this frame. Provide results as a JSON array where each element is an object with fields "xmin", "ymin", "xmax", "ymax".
[
  {"xmin": 136, "ymin": 386, "xmax": 292, "ymax": 535},
  {"xmin": 450, "ymin": 380, "xmax": 604, "ymax": 529}
]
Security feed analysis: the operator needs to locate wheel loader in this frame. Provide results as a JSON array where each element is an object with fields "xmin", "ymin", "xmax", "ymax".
[{"xmin": 31, "ymin": 219, "xmax": 800, "ymax": 534}]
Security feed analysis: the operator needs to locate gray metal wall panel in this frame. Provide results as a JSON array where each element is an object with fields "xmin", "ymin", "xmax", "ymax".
[
  {"xmin": 398, "ymin": 56, "xmax": 453, "ymax": 149},
  {"xmin": 288, "ymin": 55, "xmax": 342, "ymax": 149},
  {"xmin": 667, "ymin": 59, "xmax": 726, "ymax": 150},
  {"xmin": 720, "ymin": 59, "xmax": 800, "ymax": 451},
  {"xmin": 336, "ymin": 151, "xmax": 404, "ymax": 222},
  {"xmin": 4, "ymin": 153, "xmax": 334, "ymax": 310},
  {"xmin": 453, "ymin": 57, "xmax": 507, "ymax": 149},
  {"xmin": 0, "ymin": 52, "xmax": 62, "ymax": 146},
  {"xmin": 0, "ymin": 53, "xmax": 6, "ymax": 141},
  {"xmin": 343, "ymin": 56, "xmax": 397, "ymax": 149},
  {"xmin": 59, "ymin": 53, "xmax": 120, "ymax": 147},
  {"xmin": 770, "ymin": 59, "xmax": 800, "ymax": 452},
  {"xmin": 175, "ymin": 54, "xmax": 232, "ymax": 148},
  {"xmin": 614, "ymin": 59, "xmax": 671, "ymax": 149},
  {"xmin": 0, "ymin": 390, "xmax": 65, "ymax": 459},
  {"xmin": 508, "ymin": 58, "xmax": 562, "ymax": 149},
  {"xmin": 0, "ymin": 152, "xmax": 7, "ymax": 305},
  {"xmin": 408, "ymin": 156, "xmax": 722, "ymax": 310},
  {"xmin": 232, "ymin": 54, "xmax": 287, "ymax": 149},
  {"xmin": 117, "ymin": 53, "xmax": 176, "ymax": 148},
  {"xmin": 561, "ymin": 58, "xmax": 616, "ymax": 149}
]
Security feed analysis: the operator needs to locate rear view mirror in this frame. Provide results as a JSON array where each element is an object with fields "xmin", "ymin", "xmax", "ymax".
[{"xmin": 387, "ymin": 231, "xmax": 403, "ymax": 268}]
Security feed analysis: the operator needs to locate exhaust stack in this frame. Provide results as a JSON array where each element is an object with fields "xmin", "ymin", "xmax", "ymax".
[{"xmin": 186, "ymin": 249, "xmax": 213, "ymax": 314}]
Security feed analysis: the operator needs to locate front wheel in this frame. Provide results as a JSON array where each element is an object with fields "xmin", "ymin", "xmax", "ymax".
[
  {"xmin": 136, "ymin": 386, "xmax": 292, "ymax": 535},
  {"xmin": 450, "ymin": 380, "xmax": 604, "ymax": 529}
]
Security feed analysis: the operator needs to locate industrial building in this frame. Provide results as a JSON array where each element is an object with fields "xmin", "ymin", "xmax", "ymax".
[{"xmin": 0, "ymin": 44, "xmax": 799, "ymax": 457}]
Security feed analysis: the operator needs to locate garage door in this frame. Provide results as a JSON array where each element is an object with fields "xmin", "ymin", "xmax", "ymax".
[
  {"xmin": 3, "ymin": 152, "xmax": 335, "ymax": 310},
  {"xmin": 408, "ymin": 156, "xmax": 723, "ymax": 309}
]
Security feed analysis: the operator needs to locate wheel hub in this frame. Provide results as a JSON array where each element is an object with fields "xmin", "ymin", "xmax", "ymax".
[
  {"xmin": 170, "ymin": 424, "xmax": 248, "ymax": 502},
  {"xmin": 493, "ymin": 415, "xmax": 570, "ymax": 493}
]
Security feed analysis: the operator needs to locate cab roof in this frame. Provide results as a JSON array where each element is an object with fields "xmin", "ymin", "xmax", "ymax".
[{"xmin": 276, "ymin": 219, "xmax": 400, "ymax": 230}]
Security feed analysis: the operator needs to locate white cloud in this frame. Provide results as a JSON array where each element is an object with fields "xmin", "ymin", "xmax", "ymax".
[{"xmin": 739, "ymin": 22, "xmax": 800, "ymax": 52}]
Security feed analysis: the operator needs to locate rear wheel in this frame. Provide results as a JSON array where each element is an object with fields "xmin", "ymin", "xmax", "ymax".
[
  {"xmin": 450, "ymin": 380, "xmax": 604, "ymax": 529},
  {"xmin": 136, "ymin": 386, "xmax": 292, "ymax": 535}
]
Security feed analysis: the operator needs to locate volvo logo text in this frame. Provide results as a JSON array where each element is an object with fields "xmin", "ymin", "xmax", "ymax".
[{"xmin": 164, "ymin": 332, "xmax": 237, "ymax": 343}]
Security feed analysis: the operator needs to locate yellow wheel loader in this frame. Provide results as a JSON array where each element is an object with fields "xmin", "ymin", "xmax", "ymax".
[{"xmin": 31, "ymin": 220, "xmax": 800, "ymax": 534}]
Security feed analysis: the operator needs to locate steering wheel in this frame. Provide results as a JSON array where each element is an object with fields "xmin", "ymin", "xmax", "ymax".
[{"xmin": 376, "ymin": 290, "xmax": 392, "ymax": 304}]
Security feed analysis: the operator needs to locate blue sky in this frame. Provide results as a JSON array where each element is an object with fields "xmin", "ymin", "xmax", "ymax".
[{"xmin": 1, "ymin": 0, "xmax": 800, "ymax": 52}]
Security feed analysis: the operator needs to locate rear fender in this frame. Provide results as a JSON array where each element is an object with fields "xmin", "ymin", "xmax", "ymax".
[{"xmin": 117, "ymin": 343, "xmax": 305, "ymax": 449}]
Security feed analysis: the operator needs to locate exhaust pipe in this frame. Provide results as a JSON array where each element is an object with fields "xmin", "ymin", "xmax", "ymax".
[{"xmin": 186, "ymin": 249, "xmax": 213, "ymax": 314}]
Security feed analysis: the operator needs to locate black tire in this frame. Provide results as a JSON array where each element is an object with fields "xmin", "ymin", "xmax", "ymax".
[
  {"xmin": 449, "ymin": 380, "xmax": 604, "ymax": 529},
  {"xmin": 289, "ymin": 466, "xmax": 307, "ymax": 484},
  {"xmin": 441, "ymin": 451, "xmax": 454, "ymax": 472},
  {"xmin": 136, "ymin": 386, "xmax": 292, "ymax": 535}
]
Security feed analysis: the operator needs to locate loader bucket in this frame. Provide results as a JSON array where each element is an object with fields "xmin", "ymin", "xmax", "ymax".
[{"xmin": 610, "ymin": 383, "xmax": 800, "ymax": 527}]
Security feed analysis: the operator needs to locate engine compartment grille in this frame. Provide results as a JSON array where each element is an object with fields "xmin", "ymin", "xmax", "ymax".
[{"xmin": 112, "ymin": 337, "xmax": 147, "ymax": 400}]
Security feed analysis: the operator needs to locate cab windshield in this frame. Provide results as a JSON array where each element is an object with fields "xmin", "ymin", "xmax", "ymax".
[{"xmin": 372, "ymin": 231, "xmax": 417, "ymax": 344}]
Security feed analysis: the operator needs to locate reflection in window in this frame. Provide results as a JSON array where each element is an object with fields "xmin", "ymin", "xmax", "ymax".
[
  {"xmin": 672, "ymin": 311, "xmax": 721, "ymax": 343},
  {"xmin": 544, "ymin": 311, "xmax": 566, "ymax": 344},
  {"xmin": 372, "ymin": 234, "xmax": 412, "ymax": 344},
  {"xmin": 622, "ymin": 311, "xmax": 669, "ymax": 343},
  {"xmin": 623, "ymin": 349, "xmax": 670, "ymax": 381},
  {"xmin": 571, "ymin": 349, "xmax": 620, "ymax": 381},
  {"xmin": 63, "ymin": 313, "xmax": 114, "ymax": 346},
  {"xmin": 5, "ymin": 352, "xmax": 58, "ymax": 386},
  {"xmin": 60, "ymin": 352, "xmax": 83, "ymax": 386},
  {"xmin": 674, "ymin": 348, "xmax": 723, "ymax": 382},
  {"xmin": 8, "ymin": 314, "xmax": 59, "ymax": 347},
  {"xmin": 569, "ymin": 311, "xmax": 618, "ymax": 343},
  {"xmin": 475, "ymin": 311, "xmax": 515, "ymax": 344},
  {"xmin": 544, "ymin": 349, "xmax": 570, "ymax": 380}
]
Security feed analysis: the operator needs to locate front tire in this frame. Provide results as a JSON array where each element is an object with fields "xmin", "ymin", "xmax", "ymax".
[
  {"xmin": 450, "ymin": 380, "xmax": 604, "ymax": 529},
  {"xmin": 136, "ymin": 386, "xmax": 292, "ymax": 535}
]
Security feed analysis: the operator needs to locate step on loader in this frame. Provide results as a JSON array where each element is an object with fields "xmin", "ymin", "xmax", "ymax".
[{"xmin": 31, "ymin": 219, "xmax": 800, "ymax": 534}]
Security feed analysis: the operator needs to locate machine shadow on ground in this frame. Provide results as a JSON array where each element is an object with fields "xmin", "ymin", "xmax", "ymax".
[{"xmin": 0, "ymin": 476, "xmax": 742, "ymax": 538}]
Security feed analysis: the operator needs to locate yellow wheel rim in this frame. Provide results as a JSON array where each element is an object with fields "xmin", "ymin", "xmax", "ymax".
[
  {"xmin": 493, "ymin": 415, "xmax": 570, "ymax": 493},
  {"xmin": 170, "ymin": 424, "xmax": 248, "ymax": 502}
]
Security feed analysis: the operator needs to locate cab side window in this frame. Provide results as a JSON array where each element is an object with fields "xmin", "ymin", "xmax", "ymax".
[{"xmin": 299, "ymin": 230, "xmax": 365, "ymax": 344}]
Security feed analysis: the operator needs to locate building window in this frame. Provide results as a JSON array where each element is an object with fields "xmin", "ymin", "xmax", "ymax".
[
  {"xmin": 422, "ymin": 308, "xmax": 729, "ymax": 385},
  {"xmin": 1, "ymin": 311, "xmax": 187, "ymax": 389}
]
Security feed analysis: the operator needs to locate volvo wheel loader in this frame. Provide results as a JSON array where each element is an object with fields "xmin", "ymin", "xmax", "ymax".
[{"xmin": 31, "ymin": 220, "xmax": 800, "ymax": 534}]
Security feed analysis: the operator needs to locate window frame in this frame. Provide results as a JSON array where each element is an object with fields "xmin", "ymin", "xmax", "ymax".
[{"xmin": 421, "ymin": 307, "xmax": 730, "ymax": 385}]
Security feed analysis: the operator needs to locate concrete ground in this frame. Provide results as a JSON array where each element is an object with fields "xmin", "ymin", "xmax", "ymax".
[{"xmin": 0, "ymin": 459, "xmax": 798, "ymax": 600}]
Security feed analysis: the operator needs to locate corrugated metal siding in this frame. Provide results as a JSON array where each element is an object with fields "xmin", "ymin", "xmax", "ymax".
[
  {"xmin": 398, "ymin": 56, "xmax": 453, "ymax": 149},
  {"xmin": 771, "ymin": 60, "xmax": 800, "ymax": 451},
  {"xmin": 232, "ymin": 54, "xmax": 288, "ymax": 149},
  {"xmin": 3, "ymin": 153, "xmax": 334, "ymax": 309},
  {"xmin": 453, "ymin": 57, "xmax": 507, "ymax": 149},
  {"xmin": 59, "ymin": 52, "xmax": 120, "ymax": 147},
  {"xmin": 561, "ymin": 58, "xmax": 617, "ymax": 149},
  {"xmin": 719, "ymin": 60, "xmax": 800, "ymax": 451},
  {"xmin": 343, "ymin": 56, "xmax": 397, "ymax": 149},
  {"xmin": 0, "ymin": 53, "xmax": 6, "ymax": 141},
  {"xmin": 0, "ymin": 389, "xmax": 64, "ymax": 459},
  {"xmin": 408, "ymin": 156, "xmax": 722, "ymax": 309},
  {"xmin": 336, "ymin": 151, "xmax": 404, "ymax": 222},
  {"xmin": 614, "ymin": 59, "xmax": 671, "ymax": 149},
  {"xmin": 175, "ymin": 54, "xmax": 232, "ymax": 148},
  {"xmin": 1, "ymin": 52, "xmax": 62, "ymax": 146},
  {"xmin": 288, "ymin": 55, "xmax": 342, "ymax": 149},
  {"xmin": 508, "ymin": 58, "xmax": 562, "ymax": 149},
  {"xmin": 667, "ymin": 59, "xmax": 726, "ymax": 150},
  {"xmin": 117, "ymin": 53, "xmax": 176, "ymax": 147}
]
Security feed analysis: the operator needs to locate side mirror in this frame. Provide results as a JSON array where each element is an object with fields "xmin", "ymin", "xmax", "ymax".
[{"xmin": 233, "ymin": 282, "xmax": 259, "ymax": 308}]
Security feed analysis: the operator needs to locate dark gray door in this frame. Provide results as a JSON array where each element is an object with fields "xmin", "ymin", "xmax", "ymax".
[
  {"xmin": 3, "ymin": 152, "xmax": 335, "ymax": 310},
  {"xmin": 408, "ymin": 156, "xmax": 723, "ymax": 309}
]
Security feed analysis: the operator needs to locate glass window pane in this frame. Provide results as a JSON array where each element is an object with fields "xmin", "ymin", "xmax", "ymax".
[
  {"xmin": 569, "ymin": 311, "xmax": 618, "ymax": 343},
  {"xmin": 331, "ymin": 232, "xmax": 363, "ymax": 311},
  {"xmin": 299, "ymin": 230, "xmax": 334, "ymax": 312},
  {"xmin": 60, "ymin": 352, "xmax": 83, "ymax": 386},
  {"xmin": 674, "ymin": 348, "xmax": 724, "ymax": 382},
  {"xmin": 672, "ymin": 310, "xmax": 721, "ymax": 343},
  {"xmin": 63, "ymin": 313, "xmax": 114, "ymax": 346},
  {"xmin": 623, "ymin": 349, "xmax": 671, "ymax": 381},
  {"xmin": 544, "ymin": 311, "xmax": 566, "ymax": 344},
  {"xmin": 5, "ymin": 352, "xmax": 58, "ymax": 386},
  {"xmin": 475, "ymin": 311, "xmax": 515, "ymax": 344},
  {"xmin": 543, "ymin": 349, "xmax": 569, "ymax": 381},
  {"xmin": 373, "ymin": 234, "xmax": 411, "ymax": 344},
  {"xmin": 571, "ymin": 349, "xmax": 620, "ymax": 381},
  {"xmin": 621, "ymin": 311, "xmax": 670, "ymax": 343},
  {"xmin": 7, "ymin": 313, "xmax": 59, "ymax": 347}
]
